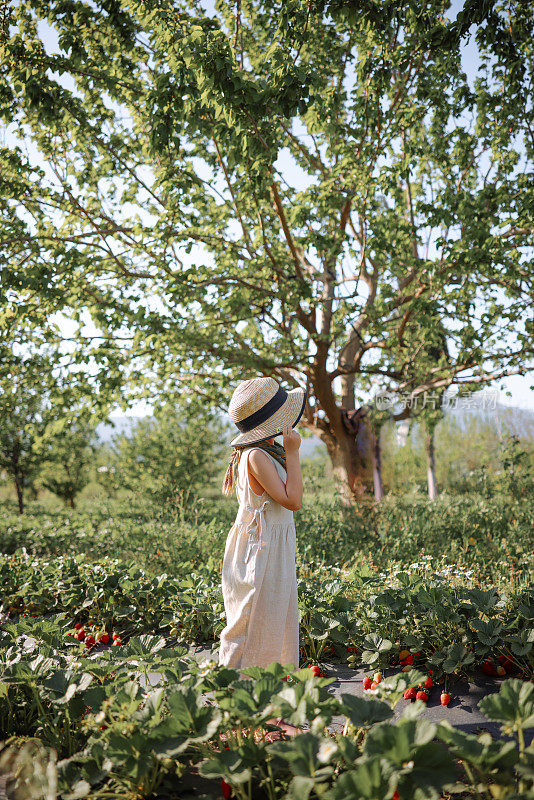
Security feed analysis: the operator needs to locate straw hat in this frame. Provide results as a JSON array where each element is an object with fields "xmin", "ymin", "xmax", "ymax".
[{"xmin": 228, "ymin": 377, "xmax": 307, "ymax": 447}]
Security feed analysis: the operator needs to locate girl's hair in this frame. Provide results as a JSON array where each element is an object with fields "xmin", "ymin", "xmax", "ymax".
[{"xmin": 222, "ymin": 441, "xmax": 287, "ymax": 497}]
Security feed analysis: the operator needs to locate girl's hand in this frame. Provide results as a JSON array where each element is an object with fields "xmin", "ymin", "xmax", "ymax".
[{"xmin": 282, "ymin": 424, "xmax": 301, "ymax": 453}]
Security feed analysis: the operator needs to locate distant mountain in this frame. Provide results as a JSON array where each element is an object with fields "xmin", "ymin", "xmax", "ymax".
[
  {"xmin": 450, "ymin": 399, "xmax": 534, "ymax": 441},
  {"xmin": 95, "ymin": 415, "xmax": 326, "ymax": 458},
  {"xmin": 96, "ymin": 398, "xmax": 533, "ymax": 457},
  {"xmin": 95, "ymin": 416, "xmax": 145, "ymax": 445}
]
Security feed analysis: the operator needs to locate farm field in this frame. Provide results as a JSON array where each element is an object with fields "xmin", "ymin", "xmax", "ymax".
[
  {"xmin": 1, "ymin": 493, "xmax": 533, "ymax": 799},
  {"xmin": 3, "ymin": 0, "xmax": 534, "ymax": 796}
]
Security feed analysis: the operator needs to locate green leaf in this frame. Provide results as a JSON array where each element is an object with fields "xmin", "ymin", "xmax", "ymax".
[
  {"xmin": 437, "ymin": 721, "xmax": 518, "ymax": 769},
  {"xmin": 339, "ymin": 694, "xmax": 393, "ymax": 727},
  {"xmin": 479, "ymin": 679, "xmax": 534, "ymax": 735}
]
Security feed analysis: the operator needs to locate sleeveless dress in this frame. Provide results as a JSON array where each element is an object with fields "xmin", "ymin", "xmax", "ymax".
[{"xmin": 218, "ymin": 447, "xmax": 300, "ymax": 672}]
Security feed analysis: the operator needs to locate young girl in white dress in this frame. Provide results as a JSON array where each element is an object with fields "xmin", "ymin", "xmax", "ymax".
[{"xmin": 219, "ymin": 377, "xmax": 307, "ymax": 738}]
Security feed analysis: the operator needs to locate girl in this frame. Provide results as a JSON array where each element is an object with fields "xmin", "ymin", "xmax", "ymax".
[{"xmin": 219, "ymin": 376, "xmax": 307, "ymax": 738}]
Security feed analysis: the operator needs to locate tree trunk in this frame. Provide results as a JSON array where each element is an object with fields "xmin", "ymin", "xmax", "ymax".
[
  {"xmin": 425, "ymin": 429, "xmax": 438, "ymax": 500},
  {"xmin": 14, "ymin": 478, "xmax": 24, "ymax": 514},
  {"xmin": 371, "ymin": 425, "xmax": 384, "ymax": 501},
  {"xmin": 318, "ymin": 417, "xmax": 373, "ymax": 506},
  {"xmin": 300, "ymin": 367, "xmax": 374, "ymax": 505}
]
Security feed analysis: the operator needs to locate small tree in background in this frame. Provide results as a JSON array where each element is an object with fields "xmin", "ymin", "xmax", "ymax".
[
  {"xmin": 37, "ymin": 419, "xmax": 99, "ymax": 508},
  {"xmin": 0, "ymin": 348, "xmax": 56, "ymax": 514},
  {"xmin": 0, "ymin": 340, "xmax": 113, "ymax": 514},
  {"xmin": 101, "ymin": 403, "xmax": 226, "ymax": 510},
  {"xmin": 495, "ymin": 433, "xmax": 533, "ymax": 500}
]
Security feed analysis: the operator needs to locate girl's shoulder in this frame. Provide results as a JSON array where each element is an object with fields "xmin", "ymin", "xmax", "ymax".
[{"xmin": 247, "ymin": 447, "xmax": 286, "ymax": 474}]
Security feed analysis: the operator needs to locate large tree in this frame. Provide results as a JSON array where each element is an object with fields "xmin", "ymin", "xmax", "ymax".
[{"xmin": 1, "ymin": 0, "xmax": 532, "ymax": 502}]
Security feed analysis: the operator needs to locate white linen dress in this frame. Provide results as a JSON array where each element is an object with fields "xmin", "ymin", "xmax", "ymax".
[{"xmin": 218, "ymin": 447, "xmax": 299, "ymax": 672}]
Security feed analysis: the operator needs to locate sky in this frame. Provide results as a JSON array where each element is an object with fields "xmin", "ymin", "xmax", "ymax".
[{"xmin": 7, "ymin": 0, "xmax": 533, "ymax": 417}]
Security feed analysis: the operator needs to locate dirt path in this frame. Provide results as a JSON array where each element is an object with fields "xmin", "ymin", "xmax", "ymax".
[{"xmin": 185, "ymin": 643, "xmax": 534, "ymax": 746}]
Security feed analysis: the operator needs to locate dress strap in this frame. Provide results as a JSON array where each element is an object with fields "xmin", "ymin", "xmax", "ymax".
[{"xmin": 241, "ymin": 448, "xmax": 269, "ymax": 498}]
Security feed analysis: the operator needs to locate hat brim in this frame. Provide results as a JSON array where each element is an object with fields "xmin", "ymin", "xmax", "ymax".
[{"xmin": 230, "ymin": 388, "xmax": 307, "ymax": 447}]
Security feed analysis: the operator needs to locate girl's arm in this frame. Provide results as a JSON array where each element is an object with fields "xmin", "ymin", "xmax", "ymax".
[{"xmin": 248, "ymin": 425, "xmax": 303, "ymax": 510}]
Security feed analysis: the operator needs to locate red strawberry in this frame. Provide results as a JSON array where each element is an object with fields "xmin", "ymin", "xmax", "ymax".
[
  {"xmin": 413, "ymin": 652, "xmax": 421, "ymax": 658},
  {"xmin": 416, "ymin": 690, "xmax": 428, "ymax": 702},
  {"xmin": 404, "ymin": 687, "xmax": 417, "ymax": 700},
  {"xmin": 423, "ymin": 677, "xmax": 433, "ymax": 689},
  {"xmin": 428, "ymin": 669, "xmax": 433, "ymax": 675},
  {"xmin": 74, "ymin": 623, "xmax": 83, "ymax": 630},
  {"xmin": 392, "ymin": 791, "xmax": 400, "ymax": 800},
  {"xmin": 98, "ymin": 633, "xmax": 110, "ymax": 644},
  {"xmin": 363, "ymin": 676, "xmax": 372, "ymax": 690},
  {"xmin": 221, "ymin": 778, "xmax": 233, "ymax": 799},
  {"xmin": 482, "ymin": 661, "xmax": 497, "ymax": 677},
  {"xmin": 85, "ymin": 635, "xmax": 96, "ymax": 648},
  {"xmin": 75, "ymin": 629, "xmax": 86, "ymax": 641},
  {"xmin": 112, "ymin": 639, "xmax": 122, "ymax": 647},
  {"xmin": 441, "ymin": 693, "xmax": 451, "ymax": 706},
  {"xmin": 498, "ymin": 655, "xmax": 514, "ymax": 672},
  {"xmin": 404, "ymin": 655, "xmax": 414, "ymax": 665},
  {"xmin": 311, "ymin": 665, "xmax": 321, "ymax": 677},
  {"xmin": 112, "ymin": 632, "xmax": 120, "ymax": 640},
  {"xmin": 370, "ymin": 681, "xmax": 378, "ymax": 689},
  {"xmin": 348, "ymin": 645, "xmax": 357, "ymax": 653}
]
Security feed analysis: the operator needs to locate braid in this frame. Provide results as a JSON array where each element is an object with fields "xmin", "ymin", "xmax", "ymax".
[
  {"xmin": 222, "ymin": 447, "xmax": 241, "ymax": 496},
  {"xmin": 221, "ymin": 440, "xmax": 287, "ymax": 497}
]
